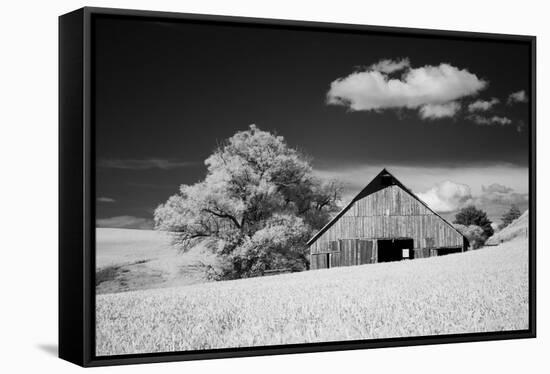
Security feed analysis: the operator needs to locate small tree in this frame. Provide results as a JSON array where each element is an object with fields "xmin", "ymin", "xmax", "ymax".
[
  {"xmin": 154, "ymin": 125, "xmax": 342, "ymax": 279},
  {"xmin": 499, "ymin": 205, "xmax": 522, "ymax": 230},
  {"xmin": 453, "ymin": 205, "xmax": 494, "ymax": 239},
  {"xmin": 454, "ymin": 224, "xmax": 486, "ymax": 249}
]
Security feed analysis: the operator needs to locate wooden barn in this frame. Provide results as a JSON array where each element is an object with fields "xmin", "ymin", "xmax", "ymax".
[{"xmin": 309, "ymin": 169, "xmax": 468, "ymax": 270}]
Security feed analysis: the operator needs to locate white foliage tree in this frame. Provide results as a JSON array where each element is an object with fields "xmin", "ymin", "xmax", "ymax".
[{"xmin": 154, "ymin": 125, "xmax": 341, "ymax": 279}]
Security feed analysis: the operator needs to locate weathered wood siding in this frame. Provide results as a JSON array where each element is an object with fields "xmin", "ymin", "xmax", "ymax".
[
  {"xmin": 310, "ymin": 239, "xmax": 374, "ymax": 269},
  {"xmin": 310, "ymin": 185, "xmax": 464, "ymax": 255}
]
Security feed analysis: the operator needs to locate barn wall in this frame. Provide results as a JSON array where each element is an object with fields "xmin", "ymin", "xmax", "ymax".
[
  {"xmin": 310, "ymin": 185, "xmax": 464, "ymax": 254},
  {"xmin": 310, "ymin": 239, "xmax": 375, "ymax": 270}
]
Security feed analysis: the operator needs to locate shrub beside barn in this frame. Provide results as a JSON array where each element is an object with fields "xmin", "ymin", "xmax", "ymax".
[{"xmin": 308, "ymin": 169, "xmax": 468, "ymax": 269}]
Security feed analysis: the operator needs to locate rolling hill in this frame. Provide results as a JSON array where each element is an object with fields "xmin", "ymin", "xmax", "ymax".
[
  {"xmin": 96, "ymin": 228, "xmax": 218, "ymax": 294},
  {"xmin": 487, "ymin": 210, "xmax": 529, "ymax": 245}
]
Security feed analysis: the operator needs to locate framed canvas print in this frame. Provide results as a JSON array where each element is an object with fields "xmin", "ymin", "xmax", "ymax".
[{"xmin": 59, "ymin": 7, "xmax": 536, "ymax": 367}]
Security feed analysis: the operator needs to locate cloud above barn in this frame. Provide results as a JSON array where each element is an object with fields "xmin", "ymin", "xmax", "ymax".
[
  {"xmin": 507, "ymin": 90, "xmax": 528, "ymax": 104},
  {"xmin": 417, "ymin": 181, "xmax": 473, "ymax": 213},
  {"xmin": 415, "ymin": 180, "xmax": 528, "ymax": 221},
  {"xmin": 368, "ymin": 58, "xmax": 410, "ymax": 73},
  {"xmin": 326, "ymin": 59, "xmax": 487, "ymax": 119},
  {"xmin": 468, "ymin": 115, "xmax": 512, "ymax": 126},
  {"xmin": 419, "ymin": 102, "xmax": 462, "ymax": 119},
  {"xmin": 468, "ymin": 98, "xmax": 500, "ymax": 112}
]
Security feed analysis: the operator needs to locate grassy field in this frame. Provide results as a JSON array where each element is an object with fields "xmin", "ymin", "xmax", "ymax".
[
  {"xmin": 96, "ymin": 235, "xmax": 529, "ymax": 356},
  {"xmin": 96, "ymin": 228, "xmax": 218, "ymax": 294},
  {"xmin": 487, "ymin": 210, "xmax": 529, "ymax": 245}
]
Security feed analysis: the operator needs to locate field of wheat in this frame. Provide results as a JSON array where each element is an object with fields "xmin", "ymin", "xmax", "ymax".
[
  {"xmin": 96, "ymin": 237, "xmax": 529, "ymax": 356},
  {"xmin": 95, "ymin": 228, "xmax": 219, "ymax": 294}
]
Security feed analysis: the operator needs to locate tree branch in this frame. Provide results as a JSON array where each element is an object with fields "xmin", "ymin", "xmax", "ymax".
[{"xmin": 202, "ymin": 208, "xmax": 242, "ymax": 229}]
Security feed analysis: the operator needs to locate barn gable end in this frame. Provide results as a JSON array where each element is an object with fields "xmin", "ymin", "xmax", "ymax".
[{"xmin": 308, "ymin": 169, "xmax": 468, "ymax": 269}]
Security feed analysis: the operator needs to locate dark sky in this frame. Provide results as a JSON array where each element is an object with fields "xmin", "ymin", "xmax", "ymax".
[{"xmin": 93, "ymin": 15, "xmax": 531, "ymax": 226}]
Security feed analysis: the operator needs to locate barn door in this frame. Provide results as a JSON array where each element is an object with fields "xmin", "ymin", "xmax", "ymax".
[
  {"xmin": 377, "ymin": 238, "xmax": 414, "ymax": 263},
  {"xmin": 358, "ymin": 240, "xmax": 373, "ymax": 264},
  {"xmin": 339, "ymin": 239, "xmax": 358, "ymax": 266},
  {"xmin": 332, "ymin": 239, "xmax": 374, "ymax": 266},
  {"xmin": 330, "ymin": 252, "xmax": 341, "ymax": 268},
  {"xmin": 310, "ymin": 253, "xmax": 330, "ymax": 269}
]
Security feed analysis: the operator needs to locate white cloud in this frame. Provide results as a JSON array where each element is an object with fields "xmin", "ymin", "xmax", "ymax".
[
  {"xmin": 467, "ymin": 97, "xmax": 499, "ymax": 112},
  {"xmin": 368, "ymin": 58, "xmax": 410, "ymax": 73},
  {"xmin": 97, "ymin": 197, "xmax": 116, "ymax": 203},
  {"xmin": 507, "ymin": 90, "xmax": 528, "ymax": 104},
  {"xmin": 314, "ymin": 164, "xmax": 529, "ymax": 222},
  {"xmin": 415, "ymin": 181, "xmax": 528, "ymax": 217},
  {"xmin": 419, "ymin": 102, "xmax": 461, "ymax": 119},
  {"xmin": 469, "ymin": 115, "xmax": 512, "ymax": 126},
  {"xmin": 327, "ymin": 60, "xmax": 487, "ymax": 119},
  {"xmin": 489, "ymin": 116, "xmax": 512, "ymax": 125},
  {"xmin": 99, "ymin": 159, "xmax": 198, "ymax": 170},
  {"xmin": 96, "ymin": 216, "xmax": 154, "ymax": 229},
  {"xmin": 313, "ymin": 163, "xmax": 528, "ymax": 203},
  {"xmin": 417, "ymin": 181, "xmax": 473, "ymax": 213}
]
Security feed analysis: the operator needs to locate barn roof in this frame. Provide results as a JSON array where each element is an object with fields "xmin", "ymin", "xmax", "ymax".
[{"xmin": 307, "ymin": 168, "xmax": 466, "ymax": 246}]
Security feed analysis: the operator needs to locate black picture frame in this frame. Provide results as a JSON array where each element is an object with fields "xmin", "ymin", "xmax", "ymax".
[{"xmin": 59, "ymin": 6, "xmax": 536, "ymax": 367}]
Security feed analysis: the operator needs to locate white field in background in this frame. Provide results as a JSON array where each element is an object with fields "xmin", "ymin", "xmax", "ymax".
[
  {"xmin": 95, "ymin": 228, "xmax": 220, "ymax": 294},
  {"xmin": 95, "ymin": 228, "xmax": 173, "ymax": 269}
]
